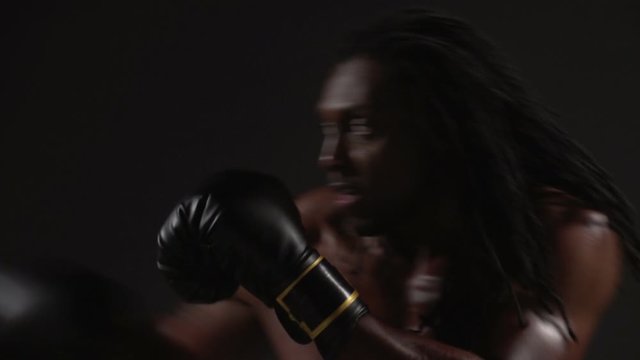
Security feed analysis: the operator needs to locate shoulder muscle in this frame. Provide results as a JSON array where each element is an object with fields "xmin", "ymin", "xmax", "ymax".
[{"xmin": 491, "ymin": 191, "xmax": 623, "ymax": 360}]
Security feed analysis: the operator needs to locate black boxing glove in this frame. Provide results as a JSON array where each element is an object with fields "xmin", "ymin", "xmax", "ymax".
[
  {"xmin": 156, "ymin": 190, "xmax": 240, "ymax": 303},
  {"xmin": 156, "ymin": 170, "xmax": 368, "ymax": 359}
]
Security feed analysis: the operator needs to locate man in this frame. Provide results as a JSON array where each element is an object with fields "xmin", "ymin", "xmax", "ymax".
[{"xmin": 157, "ymin": 10, "xmax": 639, "ymax": 359}]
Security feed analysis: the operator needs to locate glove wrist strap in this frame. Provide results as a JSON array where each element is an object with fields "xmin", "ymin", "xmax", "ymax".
[
  {"xmin": 276, "ymin": 255, "xmax": 360, "ymax": 340},
  {"xmin": 274, "ymin": 251, "xmax": 368, "ymax": 359}
]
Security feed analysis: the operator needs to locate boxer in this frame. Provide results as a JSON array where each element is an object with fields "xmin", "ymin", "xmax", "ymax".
[{"xmin": 157, "ymin": 10, "xmax": 638, "ymax": 360}]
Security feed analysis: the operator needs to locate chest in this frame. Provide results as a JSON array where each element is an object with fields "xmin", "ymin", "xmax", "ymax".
[
  {"xmin": 255, "ymin": 226, "xmax": 448, "ymax": 359},
  {"xmin": 312, "ymin": 225, "xmax": 448, "ymax": 330}
]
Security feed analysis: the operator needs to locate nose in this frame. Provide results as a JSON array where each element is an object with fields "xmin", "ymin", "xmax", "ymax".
[{"xmin": 318, "ymin": 128, "xmax": 347, "ymax": 171}]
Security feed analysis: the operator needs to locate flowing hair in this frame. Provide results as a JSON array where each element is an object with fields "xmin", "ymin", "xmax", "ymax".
[{"xmin": 342, "ymin": 9, "xmax": 640, "ymax": 352}]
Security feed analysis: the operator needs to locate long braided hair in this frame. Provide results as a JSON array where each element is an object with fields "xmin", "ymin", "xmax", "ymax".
[{"xmin": 342, "ymin": 9, "xmax": 640, "ymax": 351}]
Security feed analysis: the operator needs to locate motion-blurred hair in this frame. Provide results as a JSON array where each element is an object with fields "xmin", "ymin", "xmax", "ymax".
[{"xmin": 342, "ymin": 9, "xmax": 639, "ymax": 351}]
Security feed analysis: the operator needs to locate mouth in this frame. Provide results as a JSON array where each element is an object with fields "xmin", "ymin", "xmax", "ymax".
[{"xmin": 329, "ymin": 182, "xmax": 361, "ymax": 206}]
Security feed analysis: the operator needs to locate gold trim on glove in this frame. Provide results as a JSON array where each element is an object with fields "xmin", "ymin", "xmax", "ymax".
[{"xmin": 276, "ymin": 256, "xmax": 359, "ymax": 339}]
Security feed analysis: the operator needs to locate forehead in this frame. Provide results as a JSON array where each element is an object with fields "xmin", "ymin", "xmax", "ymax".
[{"xmin": 317, "ymin": 57, "xmax": 382, "ymax": 113}]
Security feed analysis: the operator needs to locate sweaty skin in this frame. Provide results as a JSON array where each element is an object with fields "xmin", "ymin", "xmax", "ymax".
[
  {"xmin": 157, "ymin": 58, "xmax": 622, "ymax": 359},
  {"xmin": 158, "ymin": 187, "xmax": 621, "ymax": 360}
]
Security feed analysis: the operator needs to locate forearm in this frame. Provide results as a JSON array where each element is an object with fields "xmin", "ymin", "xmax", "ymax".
[
  {"xmin": 157, "ymin": 301, "xmax": 268, "ymax": 360},
  {"xmin": 333, "ymin": 315, "xmax": 482, "ymax": 360}
]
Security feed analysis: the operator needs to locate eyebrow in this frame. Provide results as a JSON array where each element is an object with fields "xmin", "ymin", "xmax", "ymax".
[{"xmin": 318, "ymin": 104, "xmax": 369, "ymax": 121}]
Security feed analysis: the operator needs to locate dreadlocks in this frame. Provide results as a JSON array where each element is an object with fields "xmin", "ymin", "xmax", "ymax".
[{"xmin": 341, "ymin": 9, "xmax": 640, "ymax": 351}]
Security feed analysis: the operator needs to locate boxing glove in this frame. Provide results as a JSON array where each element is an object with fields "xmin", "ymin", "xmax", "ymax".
[{"xmin": 156, "ymin": 170, "xmax": 368, "ymax": 359}]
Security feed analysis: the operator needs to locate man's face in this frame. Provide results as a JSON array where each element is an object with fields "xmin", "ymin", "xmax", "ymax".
[{"xmin": 316, "ymin": 57, "xmax": 427, "ymax": 224}]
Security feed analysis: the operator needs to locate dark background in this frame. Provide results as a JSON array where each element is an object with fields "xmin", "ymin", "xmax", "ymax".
[{"xmin": 2, "ymin": 0, "xmax": 639, "ymax": 358}]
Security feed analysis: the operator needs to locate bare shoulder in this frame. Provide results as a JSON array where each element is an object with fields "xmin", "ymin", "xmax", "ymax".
[
  {"xmin": 488, "ymin": 188, "xmax": 624, "ymax": 359},
  {"xmin": 535, "ymin": 188, "xmax": 622, "ymax": 292},
  {"xmin": 535, "ymin": 187, "xmax": 614, "ymax": 232},
  {"xmin": 490, "ymin": 188, "xmax": 624, "ymax": 359},
  {"xmin": 537, "ymin": 188, "xmax": 623, "ymax": 321}
]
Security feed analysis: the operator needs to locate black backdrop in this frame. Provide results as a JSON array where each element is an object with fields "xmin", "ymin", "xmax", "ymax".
[{"xmin": 2, "ymin": 1, "xmax": 639, "ymax": 358}]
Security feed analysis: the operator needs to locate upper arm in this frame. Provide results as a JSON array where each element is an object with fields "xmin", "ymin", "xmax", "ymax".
[{"xmin": 491, "ymin": 207, "xmax": 623, "ymax": 360}]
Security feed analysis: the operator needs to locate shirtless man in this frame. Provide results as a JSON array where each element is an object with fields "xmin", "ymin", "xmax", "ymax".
[{"xmin": 156, "ymin": 10, "xmax": 639, "ymax": 360}]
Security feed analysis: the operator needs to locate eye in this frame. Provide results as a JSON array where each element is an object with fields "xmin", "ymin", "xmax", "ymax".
[{"xmin": 348, "ymin": 118, "xmax": 373, "ymax": 137}]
